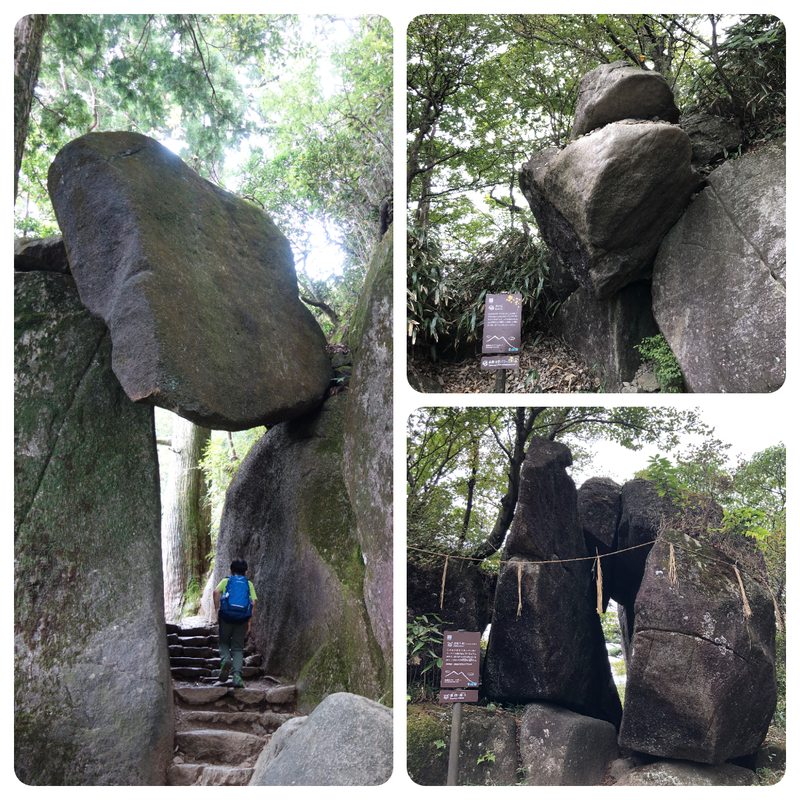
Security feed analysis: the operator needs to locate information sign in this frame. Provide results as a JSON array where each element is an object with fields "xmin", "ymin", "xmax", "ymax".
[
  {"xmin": 480, "ymin": 355, "xmax": 520, "ymax": 371},
  {"xmin": 441, "ymin": 631, "xmax": 481, "ymax": 688},
  {"xmin": 482, "ymin": 293, "xmax": 522, "ymax": 354},
  {"xmin": 440, "ymin": 689, "xmax": 479, "ymax": 704}
]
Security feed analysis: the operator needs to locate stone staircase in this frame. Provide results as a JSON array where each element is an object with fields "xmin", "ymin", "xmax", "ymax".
[{"xmin": 166, "ymin": 620, "xmax": 299, "ymax": 786}]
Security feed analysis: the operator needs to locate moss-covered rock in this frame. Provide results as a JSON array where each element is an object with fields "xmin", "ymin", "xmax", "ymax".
[
  {"xmin": 212, "ymin": 394, "xmax": 386, "ymax": 711},
  {"xmin": 343, "ymin": 224, "xmax": 393, "ymax": 667},
  {"xmin": 14, "ymin": 271, "xmax": 173, "ymax": 785},
  {"xmin": 619, "ymin": 528, "xmax": 777, "ymax": 763},
  {"xmin": 407, "ymin": 705, "xmax": 450, "ymax": 785}
]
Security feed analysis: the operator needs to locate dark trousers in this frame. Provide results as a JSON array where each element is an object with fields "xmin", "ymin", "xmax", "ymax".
[{"xmin": 218, "ymin": 617, "xmax": 247, "ymax": 677}]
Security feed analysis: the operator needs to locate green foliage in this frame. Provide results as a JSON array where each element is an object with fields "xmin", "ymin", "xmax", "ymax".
[
  {"xmin": 235, "ymin": 15, "xmax": 392, "ymax": 315},
  {"xmin": 718, "ymin": 506, "xmax": 770, "ymax": 545},
  {"xmin": 599, "ymin": 607, "xmax": 621, "ymax": 645},
  {"xmin": 407, "ymin": 613, "xmax": 449, "ymax": 695},
  {"xmin": 685, "ymin": 15, "xmax": 786, "ymax": 144},
  {"xmin": 642, "ymin": 454, "xmax": 685, "ymax": 503},
  {"xmin": 407, "ymin": 226, "xmax": 553, "ymax": 358},
  {"xmin": 477, "ymin": 750, "xmax": 496, "ymax": 765},
  {"xmin": 634, "ymin": 334, "xmax": 685, "ymax": 392},
  {"xmin": 198, "ymin": 427, "xmax": 266, "ymax": 541}
]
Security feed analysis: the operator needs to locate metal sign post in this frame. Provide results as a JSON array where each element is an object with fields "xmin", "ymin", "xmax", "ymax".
[
  {"xmin": 480, "ymin": 293, "xmax": 522, "ymax": 393},
  {"xmin": 440, "ymin": 631, "xmax": 482, "ymax": 786}
]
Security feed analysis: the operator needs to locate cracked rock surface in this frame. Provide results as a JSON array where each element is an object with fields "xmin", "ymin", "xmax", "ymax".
[
  {"xmin": 652, "ymin": 138, "xmax": 785, "ymax": 392},
  {"xmin": 618, "ymin": 529, "xmax": 777, "ymax": 763}
]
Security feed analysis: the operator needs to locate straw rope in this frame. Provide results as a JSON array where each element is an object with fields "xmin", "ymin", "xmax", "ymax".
[{"xmin": 410, "ymin": 536, "xmax": 775, "ymax": 624}]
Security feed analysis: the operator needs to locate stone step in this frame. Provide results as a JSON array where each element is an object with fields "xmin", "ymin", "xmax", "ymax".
[
  {"xmin": 169, "ymin": 645, "xmax": 218, "ymax": 659},
  {"xmin": 174, "ymin": 684, "xmax": 297, "ymax": 713},
  {"xmin": 167, "ymin": 762, "xmax": 255, "ymax": 786},
  {"xmin": 171, "ymin": 666, "xmax": 214, "ymax": 680},
  {"xmin": 167, "ymin": 633, "xmax": 219, "ymax": 648},
  {"xmin": 179, "ymin": 709, "xmax": 295, "ymax": 735},
  {"xmin": 175, "ymin": 729, "xmax": 266, "ymax": 764},
  {"xmin": 168, "ymin": 644, "xmax": 257, "ymax": 658},
  {"xmin": 171, "ymin": 657, "xmax": 218, "ymax": 668},
  {"xmin": 166, "ymin": 623, "xmax": 216, "ymax": 637}
]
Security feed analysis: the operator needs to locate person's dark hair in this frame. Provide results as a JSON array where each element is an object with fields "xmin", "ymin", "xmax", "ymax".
[{"xmin": 230, "ymin": 559, "xmax": 248, "ymax": 575}]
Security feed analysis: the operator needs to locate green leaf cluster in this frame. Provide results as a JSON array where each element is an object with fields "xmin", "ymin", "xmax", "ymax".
[
  {"xmin": 685, "ymin": 15, "xmax": 785, "ymax": 142},
  {"xmin": 407, "ymin": 614, "xmax": 449, "ymax": 695},
  {"xmin": 198, "ymin": 427, "xmax": 266, "ymax": 542},
  {"xmin": 634, "ymin": 334, "xmax": 685, "ymax": 392}
]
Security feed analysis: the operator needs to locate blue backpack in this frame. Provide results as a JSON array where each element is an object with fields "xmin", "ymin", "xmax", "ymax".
[{"xmin": 219, "ymin": 574, "xmax": 253, "ymax": 623}]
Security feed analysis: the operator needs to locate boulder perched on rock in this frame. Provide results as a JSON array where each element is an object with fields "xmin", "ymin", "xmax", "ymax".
[
  {"xmin": 519, "ymin": 703, "xmax": 620, "ymax": 785},
  {"xmin": 520, "ymin": 121, "xmax": 700, "ymax": 299},
  {"xmin": 619, "ymin": 529, "xmax": 777, "ymax": 763},
  {"xmin": 652, "ymin": 138, "xmax": 785, "ymax": 392},
  {"xmin": 48, "ymin": 131, "xmax": 331, "ymax": 430},
  {"xmin": 14, "ymin": 235, "xmax": 70, "ymax": 274},
  {"xmin": 571, "ymin": 61, "xmax": 680, "ymax": 139},
  {"xmin": 483, "ymin": 439, "xmax": 622, "ymax": 727},
  {"xmin": 343, "ymin": 225, "xmax": 393, "ymax": 665},
  {"xmin": 15, "ymin": 271, "xmax": 173, "ymax": 785},
  {"xmin": 680, "ymin": 112, "xmax": 744, "ymax": 167},
  {"xmin": 249, "ymin": 693, "xmax": 392, "ymax": 785},
  {"xmin": 211, "ymin": 395, "xmax": 386, "ymax": 711}
]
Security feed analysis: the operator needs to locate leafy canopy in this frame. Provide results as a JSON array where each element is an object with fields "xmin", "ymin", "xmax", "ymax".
[{"xmin": 17, "ymin": 14, "xmax": 392, "ymax": 336}]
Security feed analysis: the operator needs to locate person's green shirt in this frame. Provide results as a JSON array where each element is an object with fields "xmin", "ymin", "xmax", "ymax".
[{"xmin": 217, "ymin": 577, "xmax": 257, "ymax": 602}]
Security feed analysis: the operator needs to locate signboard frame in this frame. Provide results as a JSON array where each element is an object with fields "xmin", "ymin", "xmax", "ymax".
[
  {"xmin": 481, "ymin": 293, "xmax": 522, "ymax": 354},
  {"xmin": 440, "ymin": 630, "xmax": 481, "ymax": 689}
]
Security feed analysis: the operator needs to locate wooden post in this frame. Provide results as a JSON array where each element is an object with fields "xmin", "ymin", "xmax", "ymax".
[{"xmin": 494, "ymin": 369, "xmax": 506, "ymax": 393}]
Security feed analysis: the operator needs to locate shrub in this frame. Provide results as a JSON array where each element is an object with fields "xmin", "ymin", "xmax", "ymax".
[
  {"xmin": 407, "ymin": 225, "xmax": 555, "ymax": 359},
  {"xmin": 634, "ymin": 334, "xmax": 685, "ymax": 392}
]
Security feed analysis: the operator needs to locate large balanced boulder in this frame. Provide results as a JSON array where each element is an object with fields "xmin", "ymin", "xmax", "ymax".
[
  {"xmin": 47, "ymin": 131, "xmax": 331, "ymax": 430},
  {"xmin": 249, "ymin": 693, "xmax": 392, "ymax": 785},
  {"xmin": 211, "ymin": 395, "xmax": 386, "ymax": 711},
  {"xmin": 483, "ymin": 439, "xmax": 622, "ymax": 727},
  {"xmin": 652, "ymin": 138, "xmax": 786, "ymax": 392},
  {"xmin": 520, "ymin": 121, "xmax": 700, "ymax": 299},
  {"xmin": 619, "ymin": 529, "xmax": 777, "ymax": 763},
  {"xmin": 14, "ymin": 271, "xmax": 173, "ymax": 784},
  {"xmin": 571, "ymin": 61, "xmax": 680, "ymax": 139},
  {"xmin": 343, "ymin": 225, "xmax": 393, "ymax": 666}
]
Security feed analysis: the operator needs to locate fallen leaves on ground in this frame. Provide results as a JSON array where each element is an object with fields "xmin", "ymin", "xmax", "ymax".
[{"xmin": 408, "ymin": 332, "xmax": 606, "ymax": 394}]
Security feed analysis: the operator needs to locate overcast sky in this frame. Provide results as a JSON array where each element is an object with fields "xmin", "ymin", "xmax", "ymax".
[{"xmin": 570, "ymin": 398, "xmax": 787, "ymax": 487}]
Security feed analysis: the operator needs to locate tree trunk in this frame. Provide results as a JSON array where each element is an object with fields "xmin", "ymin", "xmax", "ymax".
[
  {"xmin": 14, "ymin": 14, "xmax": 48, "ymax": 203},
  {"xmin": 469, "ymin": 408, "xmax": 544, "ymax": 561},
  {"xmin": 161, "ymin": 414, "xmax": 212, "ymax": 622}
]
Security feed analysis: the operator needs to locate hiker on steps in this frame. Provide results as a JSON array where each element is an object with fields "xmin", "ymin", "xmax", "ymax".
[{"xmin": 213, "ymin": 559, "xmax": 257, "ymax": 689}]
